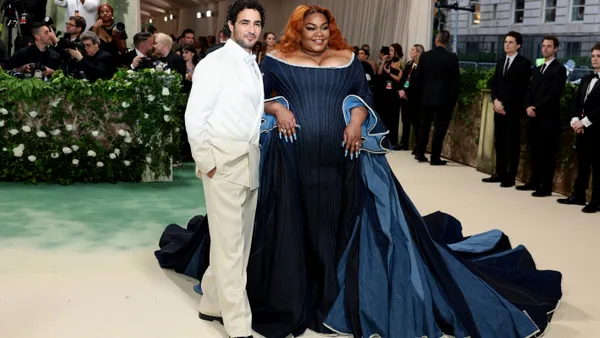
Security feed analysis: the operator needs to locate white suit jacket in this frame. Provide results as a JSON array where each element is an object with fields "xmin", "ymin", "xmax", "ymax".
[
  {"xmin": 54, "ymin": 0, "xmax": 100, "ymax": 32},
  {"xmin": 185, "ymin": 39, "xmax": 264, "ymax": 190}
]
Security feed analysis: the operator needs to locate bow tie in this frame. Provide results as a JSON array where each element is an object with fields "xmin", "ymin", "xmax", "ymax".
[
  {"xmin": 245, "ymin": 55, "xmax": 256, "ymax": 65},
  {"xmin": 593, "ymin": 74, "xmax": 599, "ymax": 79}
]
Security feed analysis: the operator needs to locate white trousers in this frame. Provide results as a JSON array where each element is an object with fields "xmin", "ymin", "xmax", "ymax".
[{"xmin": 199, "ymin": 174, "xmax": 257, "ymax": 337}]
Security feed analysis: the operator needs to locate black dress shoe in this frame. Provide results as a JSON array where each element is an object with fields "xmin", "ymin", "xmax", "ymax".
[
  {"xmin": 557, "ymin": 196, "xmax": 587, "ymax": 206},
  {"xmin": 482, "ymin": 175, "xmax": 503, "ymax": 183},
  {"xmin": 516, "ymin": 182, "xmax": 539, "ymax": 191},
  {"xmin": 415, "ymin": 155, "xmax": 428, "ymax": 162},
  {"xmin": 430, "ymin": 159, "xmax": 448, "ymax": 166},
  {"xmin": 582, "ymin": 202, "xmax": 600, "ymax": 213},
  {"xmin": 199, "ymin": 312, "xmax": 224, "ymax": 325},
  {"xmin": 500, "ymin": 179, "xmax": 515, "ymax": 188},
  {"xmin": 532, "ymin": 189, "xmax": 552, "ymax": 197},
  {"xmin": 231, "ymin": 336, "xmax": 253, "ymax": 338}
]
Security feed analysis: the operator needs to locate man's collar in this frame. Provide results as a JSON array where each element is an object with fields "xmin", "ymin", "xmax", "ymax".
[
  {"xmin": 544, "ymin": 57, "xmax": 555, "ymax": 66},
  {"xmin": 135, "ymin": 48, "xmax": 144, "ymax": 57},
  {"xmin": 225, "ymin": 39, "xmax": 254, "ymax": 63}
]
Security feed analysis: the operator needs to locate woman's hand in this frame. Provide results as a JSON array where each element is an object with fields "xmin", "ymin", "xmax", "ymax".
[
  {"xmin": 343, "ymin": 121, "xmax": 362, "ymax": 160},
  {"xmin": 275, "ymin": 107, "xmax": 297, "ymax": 142}
]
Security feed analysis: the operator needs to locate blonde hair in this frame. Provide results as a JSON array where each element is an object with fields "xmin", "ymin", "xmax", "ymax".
[{"xmin": 154, "ymin": 33, "xmax": 173, "ymax": 50}]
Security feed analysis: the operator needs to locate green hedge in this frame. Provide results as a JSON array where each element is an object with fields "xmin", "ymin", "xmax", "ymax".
[{"xmin": 0, "ymin": 69, "xmax": 186, "ymax": 185}]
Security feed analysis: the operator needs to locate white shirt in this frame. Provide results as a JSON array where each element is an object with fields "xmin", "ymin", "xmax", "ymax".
[
  {"xmin": 185, "ymin": 39, "xmax": 264, "ymax": 177},
  {"xmin": 571, "ymin": 72, "xmax": 599, "ymax": 128},
  {"xmin": 504, "ymin": 53, "xmax": 518, "ymax": 73},
  {"xmin": 130, "ymin": 49, "xmax": 145, "ymax": 70},
  {"xmin": 54, "ymin": 0, "xmax": 100, "ymax": 33},
  {"xmin": 540, "ymin": 58, "xmax": 554, "ymax": 74}
]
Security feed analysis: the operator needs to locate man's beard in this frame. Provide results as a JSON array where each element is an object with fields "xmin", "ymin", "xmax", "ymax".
[{"xmin": 234, "ymin": 31, "xmax": 257, "ymax": 50}]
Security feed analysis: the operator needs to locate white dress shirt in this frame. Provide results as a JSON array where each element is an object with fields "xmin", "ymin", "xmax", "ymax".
[
  {"xmin": 504, "ymin": 53, "xmax": 518, "ymax": 74},
  {"xmin": 571, "ymin": 72, "xmax": 599, "ymax": 128},
  {"xmin": 185, "ymin": 39, "xmax": 264, "ymax": 179},
  {"xmin": 54, "ymin": 0, "xmax": 100, "ymax": 33},
  {"xmin": 540, "ymin": 57, "xmax": 554, "ymax": 74}
]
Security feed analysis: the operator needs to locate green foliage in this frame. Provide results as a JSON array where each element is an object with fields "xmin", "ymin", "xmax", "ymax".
[
  {"xmin": 0, "ymin": 69, "xmax": 185, "ymax": 185},
  {"xmin": 106, "ymin": 0, "xmax": 130, "ymax": 24}
]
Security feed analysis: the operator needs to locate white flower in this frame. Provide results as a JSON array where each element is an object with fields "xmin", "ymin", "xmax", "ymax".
[
  {"xmin": 109, "ymin": 153, "xmax": 117, "ymax": 159},
  {"xmin": 147, "ymin": 95, "xmax": 155, "ymax": 102},
  {"xmin": 28, "ymin": 111, "xmax": 38, "ymax": 118},
  {"xmin": 155, "ymin": 65, "xmax": 163, "ymax": 72},
  {"xmin": 91, "ymin": 131, "xmax": 99, "ymax": 137},
  {"xmin": 123, "ymin": 160, "xmax": 131, "ymax": 166},
  {"xmin": 118, "ymin": 129, "xmax": 126, "ymax": 136},
  {"xmin": 114, "ymin": 148, "xmax": 121, "ymax": 156},
  {"xmin": 124, "ymin": 137, "xmax": 132, "ymax": 143},
  {"xmin": 122, "ymin": 101, "xmax": 130, "ymax": 108},
  {"xmin": 144, "ymin": 113, "xmax": 149, "ymax": 119},
  {"xmin": 0, "ymin": 108, "xmax": 8, "ymax": 115},
  {"xmin": 71, "ymin": 145, "xmax": 79, "ymax": 151},
  {"xmin": 0, "ymin": 120, "xmax": 4, "ymax": 127},
  {"xmin": 163, "ymin": 114, "xmax": 171, "ymax": 122},
  {"xmin": 138, "ymin": 138, "xmax": 143, "ymax": 144},
  {"xmin": 96, "ymin": 162, "xmax": 104, "ymax": 167},
  {"xmin": 146, "ymin": 156, "xmax": 152, "ymax": 164},
  {"xmin": 65, "ymin": 124, "xmax": 73, "ymax": 131},
  {"xmin": 51, "ymin": 152, "xmax": 60, "ymax": 159},
  {"xmin": 9, "ymin": 129, "xmax": 18, "ymax": 135},
  {"xmin": 72, "ymin": 159, "xmax": 79, "ymax": 165},
  {"xmin": 12, "ymin": 144, "xmax": 24, "ymax": 157},
  {"xmin": 175, "ymin": 127, "xmax": 180, "ymax": 132},
  {"xmin": 150, "ymin": 68, "xmax": 156, "ymax": 73},
  {"xmin": 87, "ymin": 150, "xmax": 97, "ymax": 157},
  {"xmin": 2, "ymin": 147, "xmax": 6, "ymax": 151},
  {"xmin": 50, "ymin": 129, "xmax": 61, "ymax": 136},
  {"xmin": 28, "ymin": 155, "xmax": 36, "ymax": 162},
  {"xmin": 36, "ymin": 131, "xmax": 47, "ymax": 138},
  {"xmin": 62, "ymin": 147, "xmax": 72, "ymax": 154},
  {"xmin": 22, "ymin": 125, "xmax": 31, "ymax": 132},
  {"xmin": 163, "ymin": 105, "xmax": 172, "ymax": 112},
  {"xmin": 165, "ymin": 69, "xmax": 172, "ymax": 74},
  {"xmin": 50, "ymin": 100, "xmax": 60, "ymax": 108},
  {"xmin": 162, "ymin": 87, "xmax": 170, "ymax": 96},
  {"xmin": 127, "ymin": 69, "xmax": 135, "ymax": 75}
]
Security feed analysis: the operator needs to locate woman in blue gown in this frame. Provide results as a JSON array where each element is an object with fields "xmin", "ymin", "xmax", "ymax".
[{"xmin": 155, "ymin": 5, "xmax": 562, "ymax": 338}]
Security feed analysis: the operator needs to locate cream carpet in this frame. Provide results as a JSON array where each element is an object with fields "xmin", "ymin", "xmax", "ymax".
[{"xmin": 0, "ymin": 152, "xmax": 598, "ymax": 338}]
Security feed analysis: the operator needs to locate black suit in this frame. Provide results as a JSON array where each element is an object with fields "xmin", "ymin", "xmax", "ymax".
[
  {"xmin": 524, "ymin": 59, "xmax": 567, "ymax": 190},
  {"xmin": 75, "ymin": 49, "xmax": 116, "ymax": 82},
  {"xmin": 570, "ymin": 72, "xmax": 600, "ymax": 203},
  {"xmin": 162, "ymin": 51, "xmax": 187, "ymax": 80},
  {"xmin": 490, "ymin": 53, "xmax": 532, "ymax": 182},
  {"xmin": 411, "ymin": 46, "xmax": 460, "ymax": 162},
  {"xmin": 121, "ymin": 49, "xmax": 138, "ymax": 68},
  {"xmin": 398, "ymin": 60, "xmax": 421, "ymax": 148}
]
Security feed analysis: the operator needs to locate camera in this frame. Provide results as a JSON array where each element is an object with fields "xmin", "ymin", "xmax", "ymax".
[
  {"xmin": 57, "ymin": 33, "xmax": 84, "ymax": 51},
  {"xmin": 112, "ymin": 22, "xmax": 128, "ymax": 40},
  {"xmin": 137, "ymin": 56, "xmax": 155, "ymax": 70}
]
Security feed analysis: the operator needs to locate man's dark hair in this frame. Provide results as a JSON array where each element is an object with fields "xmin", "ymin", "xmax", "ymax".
[
  {"xmin": 592, "ymin": 42, "xmax": 600, "ymax": 53},
  {"xmin": 226, "ymin": 0, "xmax": 265, "ymax": 28},
  {"xmin": 542, "ymin": 36, "xmax": 559, "ymax": 49},
  {"xmin": 436, "ymin": 30, "xmax": 451, "ymax": 45},
  {"xmin": 504, "ymin": 31, "xmax": 523, "ymax": 47},
  {"xmin": 133, "ymin": 32, "xmax": 152, "ymax": 48},
  {"xmin": 69, "ymin": 16, "xmax": 86, "ymax": 32},
  {"xmin": 222, "ymin": 24, "xmax": 231, "ymax": 39},
  {"xmin": 361, "ymin": 44, "xmax": 370, "ymax": 50},
  {"xmin": 380, "ymin": 46, "xmax": 389, "ymax": 55},
  {"xmin": 359, "ymin": 48, "xmax": 370, "ymax": 57},
  {"xmin": 31, "ymin": 22, "xmax": 47, "ymax": 37},
  {"xmin": 182, "ymin": 28, "xmax": 195, "ymax": 37}
]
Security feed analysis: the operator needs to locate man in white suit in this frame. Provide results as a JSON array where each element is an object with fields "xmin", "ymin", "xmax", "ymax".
[
  {"xmin": 184, "ymin": 1, "xmax": 265, "ymax": 337},
  {"xmin": 54, "ymin": 0, "xmax": 99, "ymax": 33}
]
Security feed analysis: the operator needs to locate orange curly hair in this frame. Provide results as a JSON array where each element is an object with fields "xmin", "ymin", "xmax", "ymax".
[{"xmin": 276, "ymin": 5, "xmax": 352, "ymax": 54}]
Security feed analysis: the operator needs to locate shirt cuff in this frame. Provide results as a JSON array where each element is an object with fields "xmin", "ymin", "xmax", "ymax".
[
  {"xmin": 582, "ymin": 117, "xmax": 592, "ymax": 127},
  {"xmin": 570, "ymin": 117, "xmax": 580, "ymax": 127}
]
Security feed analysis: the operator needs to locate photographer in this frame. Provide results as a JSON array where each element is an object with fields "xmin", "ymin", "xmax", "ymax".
[
  {"xmin": 66, "ymin": 31, "xmax": 115, "ymax": 82},
  {"xmin": 123, "ymin": 31, "xmax": 153, "ymax": 69},
  {"xmin": 55, "ymin": 16, "xmax": 86, "ymax": 76},
  {"xmin": 10, "ymin": 22, "xmax": 61, "ymax": 78},
  {"xmin": 64, "ymin": 15, "xmax": 86, "ymax": 42}
]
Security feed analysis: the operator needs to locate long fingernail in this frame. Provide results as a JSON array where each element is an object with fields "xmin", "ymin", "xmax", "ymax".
[
  {"xmin": 279, "ymin": 132, "xmax": 282, "ymax": 139},
  {"xmin": 285, "ymin": 136, "xmax": 289, "ymax": 142},
  {"xmin": 344, "ymin": 150, "xmax": 348, "ymax": 157},
  {"xmin": 342, "ymin": 141, "xmax": 345, "ymax": 147},
  {"xmin": 350, "ymin": 153, "xmax": 354, "ymax": 160},
  {"xmin": 294, "ymin": 134, "xmax": 297, "ymax": 140},
  {"xmin": 357, "ymin": 151, "xmax": 360, "ymax": 158}
]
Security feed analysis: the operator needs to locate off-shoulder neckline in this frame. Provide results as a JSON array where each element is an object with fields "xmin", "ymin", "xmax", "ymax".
[{"xmin": 265, "ymin": 52, "xmax": 355, "ymax": 69}]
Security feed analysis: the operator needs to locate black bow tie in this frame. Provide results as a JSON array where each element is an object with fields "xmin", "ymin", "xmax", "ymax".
[{"xmin": 593, "ymin": 74, "xmax": 599, "ymax": 79}]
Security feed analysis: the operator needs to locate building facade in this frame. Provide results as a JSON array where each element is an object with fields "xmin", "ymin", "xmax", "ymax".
[{"xmin": 441, "ymin": 0, "xmax": 600, "ymax": 64}]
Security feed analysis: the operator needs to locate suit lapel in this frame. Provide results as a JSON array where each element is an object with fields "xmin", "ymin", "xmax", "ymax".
[
  {"xmin": 587, "ymin": 75, "xmax": 600, "ymax": 101},
  {"xmin": 581, "ymin": 75, "xmax": 594, "ymax": 104}
]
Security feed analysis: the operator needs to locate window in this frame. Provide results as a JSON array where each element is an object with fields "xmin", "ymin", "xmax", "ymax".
[
  {"xmin": 492, "ymin": 4, "xmax": 497, "ymax": 21},
  {"xmin": 566, "ymin": 42, "xmax": 581, "ymax": 57},
  {"xmin": 572, "ymin": 0, "xmax": 585, "ymax": 21},
  {"xmin": 514, "ymin": 0, "xmax": 525, "ymax": 23},
  {"xmin": 545, "ymin": 0, "xmax": 557, "ymax": 22},
  {"xmin": 471, "ymin": 1, "xmax": 481, "ymax": 25}
]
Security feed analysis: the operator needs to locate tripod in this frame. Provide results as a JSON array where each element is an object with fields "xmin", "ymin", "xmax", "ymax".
[{"xmin": 0, "ymin": 0, "xmax": 27, "ymax": 56}]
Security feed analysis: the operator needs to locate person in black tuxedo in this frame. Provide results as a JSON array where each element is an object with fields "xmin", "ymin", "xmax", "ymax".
[
  {"xmin": 122, "ymin": 32, "xmax": 154, "ymax": 69},
  {"xmin": 152, "ymin": 32, "xmax": 187, "ymax": 79},
  {"xmin": 557, "ymin": 43, "xmax": 600, "ymax": 213},
  {"xmin": 483, "ymin": 31, "xmax": 532, "ymax": 187},
  {"xmin": 398, "ymin": 44, "xmax": 425, "ymax": 153},
  {"xmin": 66, "ymin": 31, "xmax": 116, "ymax": 82},
  {"xmin": 411, "ymin": 30, "xmax": 460, "ymax": 165},
  {"xmin": 518, "ymin": 36, "xmax": 566, "ymax": 196}
]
